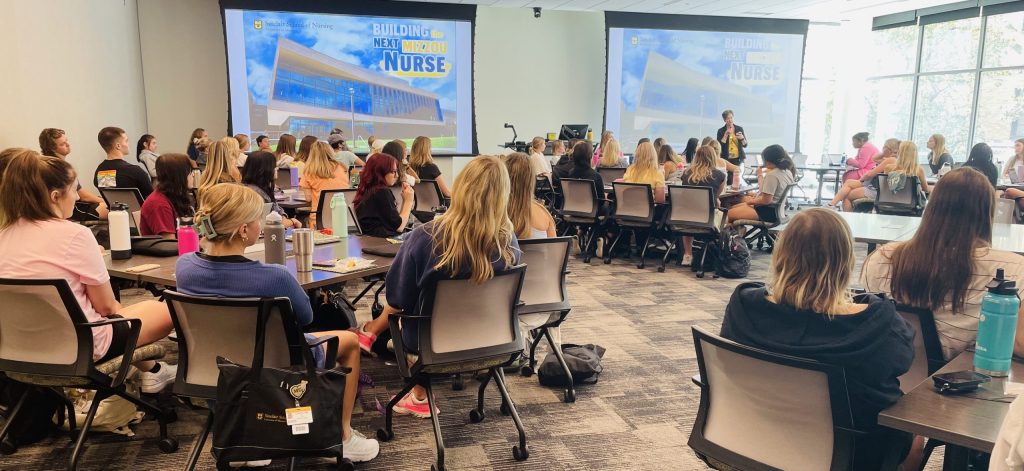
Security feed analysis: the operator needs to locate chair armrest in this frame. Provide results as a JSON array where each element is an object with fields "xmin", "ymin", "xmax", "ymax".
[
  {"xmin": 388, "ymin": 311, "xmax": 431, "ymax": 320},
  {"xmin": 305, "ymin": 335, "xmax": 340, "ymax": 370},
  {"xmin": 81, "ymin": 317, "xmax": 141, "ymax": 388}
]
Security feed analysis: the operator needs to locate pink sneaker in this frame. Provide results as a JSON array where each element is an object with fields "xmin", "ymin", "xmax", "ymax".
[
  {"xmin": 356, "ymin": 323, "xmax": 377, "ymax": 354},
  {"xmin": 391, "ymin": 392, "xmax": 438, "ymax": 418}
]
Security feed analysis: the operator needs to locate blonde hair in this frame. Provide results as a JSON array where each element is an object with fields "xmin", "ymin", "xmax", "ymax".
[
  {"xmin": 431, "ymin": 156, "xmax": 517, "ymax": 283},
  {"xmin": 409, "ymin": 136, "xmax": 433, "ymax": 177},
  {"xmin": 301, "ymin": 141, "xmax": 342, "ymax": 180},
  {"xmin": 219, "ymin": 136, "xmax": 242, "ymax": 166},
  {"xmin": 531, "ymin": 137, "xmax": 545, "ymax": 153},
  {"xmin": 686, "ymin": 145, "xmax": 718, "ymax": 183},
  {"xmin": 930, "ymin": 134, "xmax": 947, "ymax": 165},
  {"xmin": 600, "ymin": 130, "xmax": 614, "ymax": 150},
  {"xmin": 706, "ymin": 138, "xmax": 722, "ymax": 158},
  {"xmin": 504, "ymin": 152, "xmax": 535, "ymax": 239},
  {"xmin": 194, "ymin": 137, "xmax": 211, "ymax": 153},
  {"xmin": 768, "ymin": 208, "xmax": 855, "ymax": 315},
  {"xmin": 883, "ymin": 138, "xmax": 900, "ymax": 156},
  {"xmin": 599, "ymin": 139, "xmax": 622, "ymax": 167},
  {"xmin": 199, "ymin": 140, "xmax": 240, "ymax": 195},
  {"xmin": 234, "ymin": 134, "xmax": 250, "ymax": 151},
  {"xmin": 193, "ymin": 183, "xmax": 264, "ymax": 244},
  {"xmin": 894, "ymin": 141, "xmax": 920, "ymax": 176},
  {"xmin": 624, "ymin": 142, "xmax": 665, "ymax": 188}
]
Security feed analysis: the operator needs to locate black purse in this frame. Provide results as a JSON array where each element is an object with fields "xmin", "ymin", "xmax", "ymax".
[{"xmin": 211, "ymin": 311, "xmax": 349, "ymax": 466}]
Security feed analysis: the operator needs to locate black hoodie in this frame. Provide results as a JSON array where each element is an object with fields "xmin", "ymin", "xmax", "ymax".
[{"xmin": 721, "ymin": 282, "xmax": 915, "ymax": 431}]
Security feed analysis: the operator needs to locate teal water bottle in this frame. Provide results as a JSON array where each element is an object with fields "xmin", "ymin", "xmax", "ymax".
[{"xmin": 974, "ymin": 268, "xmax": 1020, "ymax": 377}]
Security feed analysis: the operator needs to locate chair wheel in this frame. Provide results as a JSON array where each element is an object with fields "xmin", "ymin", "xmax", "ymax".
[
  {"xmin": 0, "ymin": 439, "xmax": 17, "ymax": 455},
  {"xmin": 582, "ymin": 255, "xmax": 591, "ymax": 263},
  {"xmin": 158, "ymin": 437, "xmax": 179, "ymax": 453},
  {"xmin": 469, "ymin": 409, "xmax": 485, "ymax": 423},
  {"xmin": 513, "ymin": 445, "xmax": 529, "ymax": 461},
  {"xmin": 696, "ymin": 272, "xmax": 705, "ymax": 278},
  {"xmin": 371, "ymin": 302, "xmax": 383, "ymax": 318},
  {"xmin": 657, "ymin": 266, "xmax": 665, "ymax": 273},
  {"xmin": 432, "ymin": 463, "xmax": 446, "ymax": 471},
  {"xmin": 603, "ymin": 258, "xmax": 611, "ymax": 264},
  {"xmin": 564, "ymin": 389, "xmax": 576, "ymax": 403},
  {"xmin": 520, "ymin": 365, "xmax": 534, "ymax": 377},
  {"xmin": 500, "ymin": 403, "xmax": 510, "ymax": 416},
  {"xmin": 376, "ymin": 428, "xmax": 394, "ymax": 442},
  {"xmin": 636, "ymin": 263, "xmax": 644, "ymax": 269},
  {"xmin": 337, "ymin": 458, "xmax": 354, "ymax": 471}
]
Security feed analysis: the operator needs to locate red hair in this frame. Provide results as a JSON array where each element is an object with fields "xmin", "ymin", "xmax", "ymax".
[{"xmin": 353, "ymin": 153, "xmax": 398, "ymax": 208}]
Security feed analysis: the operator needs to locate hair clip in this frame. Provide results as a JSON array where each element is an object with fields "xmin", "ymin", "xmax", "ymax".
[{"xmin": 195, "ymin": 215, "xmax": 218, "ymax": 239}]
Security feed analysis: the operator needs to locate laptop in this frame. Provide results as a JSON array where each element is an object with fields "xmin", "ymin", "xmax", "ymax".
[{"xmin": 825, "ymin": 154, "xmax": 845, "ymax": 167}]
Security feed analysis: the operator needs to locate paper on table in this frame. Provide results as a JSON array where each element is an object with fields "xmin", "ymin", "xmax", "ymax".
[{"xmin": 314, "ymin": 257, "xmax": 375, "ymax": 274}]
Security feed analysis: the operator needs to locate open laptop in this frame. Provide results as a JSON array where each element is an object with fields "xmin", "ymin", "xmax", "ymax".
[
  {"xmin": 825, "ymin": 154, "xmax": 845, "ymax": 167},
  {"xmin": 1010, "ymin": 165, "xmax": 1024, "ymax": 184}
]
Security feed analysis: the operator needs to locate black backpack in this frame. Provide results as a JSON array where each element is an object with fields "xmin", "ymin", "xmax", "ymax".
[
  {"xmin": 538, "ymin": 344, "xmax": 606, "ymax": 387},
  {"xmin": 0, "ymin": 376, "xmax": 63, "ymax": 453},
  {"xmin": 715, "ymin": 225, "xmax": 750, "ymax": 279}
]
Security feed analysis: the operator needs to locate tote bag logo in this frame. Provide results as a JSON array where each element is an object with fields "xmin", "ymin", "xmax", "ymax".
[
  {"xmin": 288, "ymin": 380, "xmax": 308, "ymax": 400},
  {"xmin": 254, "ymin": 20, "xmax": 263, "ymax": 30}
]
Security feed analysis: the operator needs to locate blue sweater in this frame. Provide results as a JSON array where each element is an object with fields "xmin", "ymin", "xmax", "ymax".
[{"xmin": 175, "ymin": 252, "xmax": 324, "ymax": 366}]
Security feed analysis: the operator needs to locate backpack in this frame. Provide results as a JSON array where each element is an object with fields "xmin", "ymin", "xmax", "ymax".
[
  {"xmin": 60, "ymin": 387, "xmax": 145, "ymax": 437},
  {"xmin": 0, "ymin": 376, "xmax": 63, "ymax": 451},
  {"xmin": 538, "ymin": 344, "xmax": 606, "ymax": 387},
  {"xmin": 886, "ymin": 172, "xmax": 908, "ymax": 193},
  {"xmin": 690, "ymin": 239, "xmax": 718, "ymax": 273},
  {"xmin": 716, "ymin": 225, "xmax": 750, "ymax": 279}
]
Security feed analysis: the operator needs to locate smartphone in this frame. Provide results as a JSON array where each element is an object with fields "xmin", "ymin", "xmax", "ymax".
[
  {"xmin": 933, "ymin": 370, "xmax": 990, "ymax": 394},
  {"xmin": 312, "ymin": 259, "xmax": 336, "ymax": 268}
]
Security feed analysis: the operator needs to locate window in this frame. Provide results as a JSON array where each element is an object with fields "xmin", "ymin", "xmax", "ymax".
[
  {"xmin": 913, "ymin": 72, "xmax": 976, "ymax": 159},
  {"xmin": 868, "ymin": 25, "xmax": 918, "ymax": 75},
  {"xmin": 983, "ymin": 11, "xmax": 1024, "ymax": 68},
  {"xmin": 863, "ymin": 77, "xmax": 914, "ymax": 141},
  {"xmin": 974, "ymin": 69, "xmax": 1024, "ymax": 163},
  {"xmin": 798, "ymin": 79, "xmax": 836, "ymax": 159},
  {"xmin": 920, "ymin": 17, "xmax": 981, "ymax": 72}
]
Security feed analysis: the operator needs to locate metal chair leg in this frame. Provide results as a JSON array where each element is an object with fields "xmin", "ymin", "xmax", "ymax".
[
  {"xmin": 0, "ymin": 388, "xmax": 28, "ymax": 444},
  {"xmin": 604, "ymin": 231, "xmax": 624, "ymax": 264},
  {"xmin": 425, "ymin": 381, "xmax": 446, "ymax": 470},
  {"xmin": 376, "ymin": 380, "xmax": 417, "ymax": 442},
  {"xmin": 492, "ymin": 368, "xmax": 529, "ymax": 461},
  {"xmin": 185, "ymin": 410, "xmax": 214, "ymax": 471},
  {"xmin": 69, "ymin": 391, "xmax": 106, "ymax": 471},
  {"xmin": 637, "ymin": 231, "xmax": 652, "ymax": 269},
  {"xmin": 544, "ymin": 329, "xmax": 575, "ymax": 403}
]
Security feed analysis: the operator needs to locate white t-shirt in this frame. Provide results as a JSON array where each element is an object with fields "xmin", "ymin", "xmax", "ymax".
[
  {"xmin": 0, "ymin": 219, "xmax": 112, "ymax": 361},
  {"xmin": 530, "ymin": 152, "xmax": 552, "ymax": 176},
  {"xmin": 862, "ymin": 243, "xmax": 1024, "ymax": 360}
]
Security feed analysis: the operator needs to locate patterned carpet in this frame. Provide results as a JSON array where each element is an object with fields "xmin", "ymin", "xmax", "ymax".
[{"xmin": 1, "ymin": 241, "xmax": 942, "ymax": 470}]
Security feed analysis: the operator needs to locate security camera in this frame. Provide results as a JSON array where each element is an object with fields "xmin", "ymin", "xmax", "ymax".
[{"xmin": 533, "ymin": 7, "xmax": 541, "ymax": 18}]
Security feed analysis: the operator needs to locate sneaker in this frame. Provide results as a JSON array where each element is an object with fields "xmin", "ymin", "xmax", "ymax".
[
  {"xmin": 392, "ymin": 392, "xmax": 438, "ymax": 418},
  {"xmin": 356, "ymin": 323, "xmax": 377, "ymax": 354},
  {"xmin": 140, "ymin": 362, "xmax": 177, "ymax": 394},
  {"xmin": 343, "ymin": 429, "xmax": 380, "ymax": 463},
  {"xmin": 228, "ymin": 460, "xmax": 271, "ymax": 468},
  {"xmin": 682, "ymin": 254, "xmax": 693, "ymax": 267}
]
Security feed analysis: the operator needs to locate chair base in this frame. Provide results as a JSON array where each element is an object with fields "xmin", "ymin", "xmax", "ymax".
[{"xmin": 521, "ymin": 324, "xmax": 576, "ymax": 403}]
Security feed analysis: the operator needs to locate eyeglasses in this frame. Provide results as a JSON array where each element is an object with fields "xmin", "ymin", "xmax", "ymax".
[{"xmin": 390, "ymin": 169, "xmax": 400, "ymax": 176}]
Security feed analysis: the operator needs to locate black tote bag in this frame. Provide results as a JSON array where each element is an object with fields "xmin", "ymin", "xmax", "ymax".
[{"xmin": 211, "ymin": 310, "xmax": 349, "ymax": 465}]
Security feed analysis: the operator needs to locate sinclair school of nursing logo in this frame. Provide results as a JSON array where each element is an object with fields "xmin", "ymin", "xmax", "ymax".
[{"xmin": 254, "ymin": 19, "xmax": 263, "ymax": 30}]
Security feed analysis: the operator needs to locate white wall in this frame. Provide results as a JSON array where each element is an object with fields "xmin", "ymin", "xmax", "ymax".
[
  {"xmin": 0, "ymin": 0, "xmax": 149, "ymax": 192},
  {"xmin": 474, "ymin": 7, "xmax": 606, "ymax": 155},
  {"xmin": 137, "ymin": 0, "xmax": 229, "ymax": 154}
]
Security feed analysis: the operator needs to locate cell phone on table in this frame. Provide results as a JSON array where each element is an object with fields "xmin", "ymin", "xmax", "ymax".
[
  {"xmin": 932, "ymin": 370, "xmax": 990, "ymax": 394},
  {"xmin": 313, "ymin": 259, "xmax": 336, "ymax": 268}
]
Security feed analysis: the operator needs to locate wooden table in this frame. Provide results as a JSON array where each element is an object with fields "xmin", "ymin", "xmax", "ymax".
[
  {"xmin": 107, "ymin": 235, "xmax": 394, "ymax": 290},
  {"xmin": 879, "ymin": 351, "xmax": 1021, "ymax": 470},
  {"xmin": 276, "ymin": 194, "xmax": 312, "ymax": 211}
]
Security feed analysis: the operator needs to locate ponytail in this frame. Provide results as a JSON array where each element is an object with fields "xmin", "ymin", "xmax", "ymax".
[
  {"xmin": 762, "ymin": 144, "xmax": 796, "ymax": 178},
  {"xmin": 0, "ymin": 148, "xmax": 76, "ymax": 228}
]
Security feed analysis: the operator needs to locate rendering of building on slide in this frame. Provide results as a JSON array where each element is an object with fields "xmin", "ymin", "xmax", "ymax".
[{"xmin": 262, "ymin": 37, "xmax": 449, "ymax": 141}]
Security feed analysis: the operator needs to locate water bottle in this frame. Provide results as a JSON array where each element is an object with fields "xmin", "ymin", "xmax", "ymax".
[
  {"xmin": 289, "ymin": 166, "xmax": 299, "ymax": 188},
  {"xmin": 330, "ymin": 193, "xmax": 349, "ymax": 238},
  {"xmin": 840, "ymin": 153, "xmax": 847, "ymax": 166},
  {"xmin": 974, "ymin": 268, "xmax": 1021, "ymax": 377},
  {"xmin": 176, "ymin": 217, "xmax": 200, "ymax": 255},
  {"xmin": 587, "ymin": 128, "xmax": 593, "ymax": 141},
  {"xmin": 109, "ymin": 203, "xmax": 132, "ymax": 260},
  {"xmin": 939, "ymin": 162, "xmax": 952, "ymax": 177},
  {"xmin": 264, "ymin": 211, "xmax": 286, "ymax": 265},
  {"xmin": 732, "ymin": 164, "xmax": 742, "ymax": 190}
]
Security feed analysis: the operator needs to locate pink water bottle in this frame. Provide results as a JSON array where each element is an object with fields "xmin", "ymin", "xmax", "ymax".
[
  {"xmin": 177, "ymin": 217, "xmax": 200, "ymax": 255},
  {"xmin": 732, "ymin": 166, "xmax": 741, "ymax": 190}
]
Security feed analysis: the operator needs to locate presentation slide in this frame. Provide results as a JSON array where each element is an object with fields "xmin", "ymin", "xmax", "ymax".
[
  {"xmin": 606, "ymin": 27, "xmax": 805, "ymax": 154},
  {"xmin": 223, "ymin": 9, "xmax": 473, "ymax": 154}
]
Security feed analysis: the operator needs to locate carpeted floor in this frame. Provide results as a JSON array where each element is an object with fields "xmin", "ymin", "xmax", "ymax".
[{"xmin": 1, "ymin": 241, "xmax": 943, "ymax": 470}]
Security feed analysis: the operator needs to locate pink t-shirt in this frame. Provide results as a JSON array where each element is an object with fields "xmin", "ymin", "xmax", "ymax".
[
  {"xmin": 0, "ymin": 219, "xmax": 112, "ymax": 360},
  {"xmin": 844, "ymin": 142, "xmax": 880, "ymax": 181}
]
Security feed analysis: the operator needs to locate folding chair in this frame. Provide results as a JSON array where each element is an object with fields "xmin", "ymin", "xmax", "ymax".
[
  {"xmin": 605, "ymin": 182, "xmax": 660, "ymax": 269},
  {"xmin": 875, "ymin": 175, "xmax": 925, "ymax": 217},
  {"xmin": 664, "ymin": 185, "xmax": 726, "ymax": 277},
  {"xmin": 412, "ymin": 179, "xmax": 448, "ymax": 222},
  {"xmin": 596, "ymin": 167, "xmax": 626, "ymax": 183},
  {"xmin": 558, "ymin": 178, "xmax": 608, "ymax": 263}
]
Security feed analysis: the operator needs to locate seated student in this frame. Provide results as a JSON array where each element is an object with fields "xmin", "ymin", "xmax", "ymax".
[
  {"xmin": 39, "ymin": 128, "xmax": 109, "ymax": 220},
  {"xmin": 380, "ymin": 140, "xmax": 417, "ymax": 187},
  {"xmin": 506, "ymin": 152, "xmax": 556, "ymax": 239},
  {"xmin": 682, "ymin": 137, "xmax": 699, "ymax": 164},
  {"xmin": 620, "ymin": 141, "xmax": 666, "ymax": 203},
  {"xmin": 293, "ymin": 135, "xmax": 318, "ymax": 171},
  {"xmin": 274, "ymin": 133, "xmax": 297, "ymax": 169},
  {"xmin": 964, "ymin": 142, "xmax": 999, "ymax": 186},
  {"xmin": 830, "ymin": 140, "xmax": 930, "ymax": 211},
  {"xmin": 328, "ymin": 133, "xmax": 364, "ymax": 169},
  {"xmin": 0, "ymin": 149, "xmax": 176, "ymax": 393},
  {"xmin": 241, "ymin": 151, "xmax": 301, "ymax": 229},
  {"xmin": 863, "ymin": 167, "xmax": 1024, "ymax": 361},
  {"xmin": 844, "ymin": 132, "xmax": 879, "ymax": 182},
  {"xmin": 408, "ymin": 136, "xmax": 451, "ymax": 198},
  {"xmin": 355, "ymin": 157, "xmax": 521, "ymax": 418},
  {"xmin": 174, "ymin": 184, "xmax": 379, "ymax": 463},
  {"xmin": 597, "ymin": 139, "xmax": 627, "ymax": 168},
  {"xmin": 529, "ymin": 137, "xmax": 552, "ymax": 178},
  {"xmin": 553, "ymin": 141, "xmax": 603, "ymax": 197},
  {"xmin": 658, "ymin": 143, "xmax": 685, "ymax": 181},
  {"xmin": 704, "ymin": 138, "xmax": 740, "ymax": 176},
  {"xmin": 193, "ymin": 137, "xmax": 211, "ymax": 171},
  {"xmin": 300, "ymin": 142, "xmax": 350, "ymax": 229},
  {"xmin": 139, "ymin": 154, "xmax": 194, "ymax": 238},
  {"xmin": 354, "ymin": 153, "xmax": 414, "ymax": 237},
  {"xmin": 653, "ymin": 137, "xmax": 666, "ymax": 154},
  {"xmin": 678, "ymin": 145, "xmax": 727, "ymax": 266},
  {"xmin": 548, "ymin": 140, "xmax": 566, "ymax": 167},
  {"xmin": 255, "ymin": 134, "xmax": 272, "ymax": 152},
  {"xmin": 233, "ymin": 134, "xmax": 250, "ymax": 166},
  {"xmin": 136, "ymin": 134, "xmax": 159, "ymax": 179},
  {"xmin": 727, "ymin": 144, "xmax": 796, "ymax": 224},
  {"xmin": 1002, "ymin": 138, "xmax": 1024, "ymax": 180},
  {"xmin": 94, "ymin": 126, "xmax": 154, "ymax": 199},
  {"xmin": 722, "ymin": 208, "xmax": 916, "ymax": 470},
  {"xmin": 197, "ymin": 139, "xmax": 241, "ymax": 199},
  {"xmin": 926, "ymin": 134, "xmax": 953, "ymax": 175},
  {"xmin": 592, "ymin": 130, "xmax": 622, "ymax": 167},
  {"xmin": 829, "ymin": 138, "xmax": 900, "ymax": 208},
  {"xmin": 186, "ymin": 128, "xmax": 207, "ymax": 163}
]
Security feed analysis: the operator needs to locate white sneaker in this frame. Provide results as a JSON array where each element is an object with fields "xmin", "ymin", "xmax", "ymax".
[
  {"xmin": 682, "ymin": 255, "xmax": 693, "ymax": 267},
  {"xmin": 228, "ymin": 460, "xmax": 271, "ymax": 468},
  {"xmin": 140, "ymin": 362, "xmax": 177, "ymax": 393},
  {"xmin": 343, "ymin": 429, "xmax": 380, "ymax": 463}
]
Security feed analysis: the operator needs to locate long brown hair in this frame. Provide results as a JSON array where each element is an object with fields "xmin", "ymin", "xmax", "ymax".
[
  {"xmin": 275, "ymin": 134, "xmax": 297, "ymax": 160},
  {"xmin": 504, "ymin": 152, "xmax": 535, "ymax": 239},
  {"xmin": 155, "ymin": 153, "xmax": 194, "ymax": 218},
  {"xmin": 769, "ymin": 208, "xmax": 855, "ymax": 314},
  {"xmin": 887, "ymin": 168, "xmax": 993, "ymax": 313},
  {"xmin": 409, "ymin": 136, "xmax": 433, "ymax": 177},
  {"xmin": 295, "ymin": 135, "xmax": 318, "ymax": 163},
  {"xmin": 0, "ymin": 149, "xmax": 76, "ymax": 228}
]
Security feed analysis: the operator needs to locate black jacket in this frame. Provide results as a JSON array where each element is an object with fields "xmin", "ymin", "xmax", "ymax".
[{"xmin": 716, "ymin": 124, "xmax": 748, "ymax": 163}]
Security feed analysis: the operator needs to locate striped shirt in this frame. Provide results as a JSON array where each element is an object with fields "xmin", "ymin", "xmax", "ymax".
[{"xmin": 861, "ymin": 243, "xmax": 1024, "ymax": 360}]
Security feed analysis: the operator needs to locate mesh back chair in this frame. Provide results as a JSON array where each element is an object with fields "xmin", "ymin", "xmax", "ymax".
[
  {"xmin": 412, "ymin": 179, "xmax": 448, "ymax": 222},
  {"xmin": 558, "ymin": 178, "xmax": 607, "ymax": 263},
  {"xmin": 664, "ymin": 185, "xmax": 726, "ymax": 277},
  {"xmin": 689, "ymin": 326, "xmax": 863, "ymax": 471},
  {"xmin": 734, "ymin": 183, "xmax": 798, "ymax": 252},
  {"xmin": 605, "ymin": 182, "xmax": 661, "ymax": 269},
  {"xmin": 376, "ymin": 266, "xmax": 530, "ymax": 470},
  {"xmin": 100, "ymin": 187, "xmax": 145, "ymax": 229},
  {"xmin": 534, "ymin": 175, "xmax": 556, "ymax": 209},
  {"xmin": 597, "ymin": 166, "xmax": 626, "ymax": 182},
  {"xmin": 276, "ymin": 168, "xmax": 294, "ymax": 192},
  {"xmin": 315, "ymin": 188, "xmax": 360, "ymax": 234},
  {"xmin": 894, "ymin": 304, "xmax": 947, "ymax": 470},
  {"xmin": 875, "ymin": 174, "xmax": 925, "ymax": 216},
  {"xmin": 0, "ymin": 279, "xmax": 177, "ymax": 470},
  {"xmin": 516, "ymin": 237, "xmax": 576, "ymax": 402}
]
